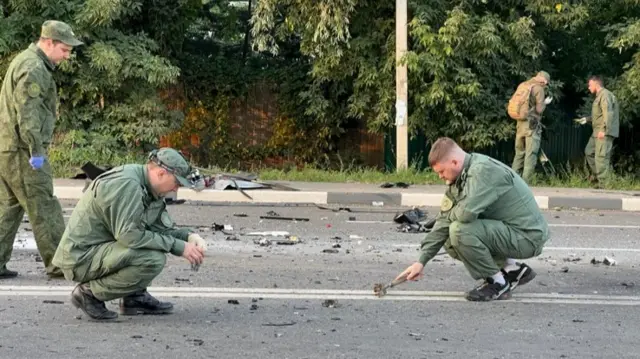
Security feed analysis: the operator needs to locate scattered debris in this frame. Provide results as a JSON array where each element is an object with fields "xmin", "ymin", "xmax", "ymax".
[
  {"xmin": 233, "ymin": 213, "xmax": 248, "ymax": 217},
  {"xmin": 323, "ymin": 249, "xmax": 339, "ymax": 254},
  {"xmin": 266, "ymin": 210, "xmax": 280, "ymax": 216},
  {"xmin": 372, "ymin": 201, "xmax": 384, "ymax": 207},
  {"xmin": 226, "ymin": 235, "xmax": 240, "ymax": 241},
  {"xmin": 322, "ymin": 299, "xmax": 340, "ymax": 308},
  {"xmin": 349, "ymin": 235, "xmax": 363, "ymax": 240},
  {"xmin": 246, "ymin": 231, "xmax": 289, "ymax": 237},
  {"xmin": 380, "ymin": 182, "xmax": 410, "ymax": 188},
  {"xmin": 262, "ymin": 322, "xmax": 297, "ymax": 327},
  {"xmin": 175, "ymin": 278, "xmax": 190, "ymax": 282},
  {"xmin": 332, "ymin": 243, "xmax": 341, "ymax": 248},
  {"xmin": 254, "ymin": 238, "xmax": 272, "ymax": 246},
  {"xmin": 622, "ymin": 282, "xmax": 635, "ymax": 288},
  {"xmin": 590, "ymin": 257, "xmax": 617, "ymax": 265},
  {"xmin": 563, "ymin": 257, "xmax": 581, "ymax": 263},
  {"xmin": 34, "ymin": 255, "xmax": 42, "ymax": 263},
  {"xmin": 348, "ymin": 216, "xmax": 356, "ymax": 221},
  {"xmin": 250, "ymin": 304, "xmax": 258, "ymax": 310},
  {"xmin": 560, "ymin": 266, "xmax": 569, "ymax": 273},
  {"xmin": 276, "ymin": 236, "xmax": 301, "ymax": 245},
  {"xmin": 212, "ymin": 223, "xmax": 233, "ymax": 231},
  {"xmin": 131, "ymin": 335, "xmax": 143, "ymax": 339},
  {"xmin": 408, "ymin": 332, "xmax": 424, "ymax": 340},
  {"xmin": 393, "ymin": 208, "xmax": 435, "ymax": 233},
  {"xmin": 228, "ymin": 299, "xmax": 239, "ymax": 305},
  {"xmin": 189, "ymin": 339, "xmax": 204, "ymax": 346},
  {"xmin": 260, "ymin": 215, "xmax": 310, "ymax": 222},
  {"xmin": 165, "ymin": 198, "xmax": 186, "ymax": 205},
  {"xmin": 42, "ymin": 300, "xmax": 63, "ymax": 304}
]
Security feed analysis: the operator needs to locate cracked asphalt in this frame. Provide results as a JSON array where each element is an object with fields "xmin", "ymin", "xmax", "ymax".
[{"xmin": 2, "ymin": 201, "xmax": 640, "ymax": 358}]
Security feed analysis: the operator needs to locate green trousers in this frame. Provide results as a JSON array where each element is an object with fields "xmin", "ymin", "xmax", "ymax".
[
  {"xmin": 0, "ymin": 150, "xmax": 64, "ymax": 275},
  {"xmin": 512, "ymin": 128, "xmax": 541, "ymax": 183},
  {"xmin": 443, "ymin": 220, "xmax": 546, "ymax": 280},
  {"xmin": 584, "ymin": 136, "xmax": 614, "ymax": 183},
  {"xmin": 63, "ymin": 241, "xmax": 167, "ymax": 301}
]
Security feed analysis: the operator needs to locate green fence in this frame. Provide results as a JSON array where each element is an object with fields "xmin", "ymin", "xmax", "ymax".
[{"xmin": 384, "ymin": 122, "xmax": 595, "ymax": 172}]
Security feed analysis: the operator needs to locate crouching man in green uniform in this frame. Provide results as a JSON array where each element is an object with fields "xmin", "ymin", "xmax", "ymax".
[
  {"xmin": 396, "ymin": 137, "xmax": 550, "ymax": 301},
  {"xmin": 52, "ymin": 148, "xmax": 207, "ymax": 320}
]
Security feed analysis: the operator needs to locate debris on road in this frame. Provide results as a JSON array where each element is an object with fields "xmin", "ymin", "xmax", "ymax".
[
  {"xmin": 560, "ymin": 266, "xmax": 569, "ymax": 273},
  {"xmin": 380, "ymin": 182, "xmax": 410, "ymax": 188},
  {"xmin": 246, "ymin": 231, "xmax": 289, "ymax": 237},
  {"xmin": 408, "ymin": 332, "xmax": 424, "ymax": 340},
  {"xmin": 393, "ymin": 208, "xmax": 435, "ymax": 233},
  {"xmin": 233, "ymin": 213, "xmax": 248, "ymax": 217},
  {"xmin": 212, "ymin": 223, "xmax": 233, "ymax": 231},
  {"xmin": 590, "ymin": 256, "xmax": 617, "ymax": 266},
  {"xmin": 622, "ymin": 282, "xmax": 635, "ymax": 288},
  {"xmin": 260, "ymin": 215, "xmax": 310, "ymax": 222},
  {"xmin": 322, "ymin": 299, "xmax": 340, "ymax": 308},
  {"xmin": 250, "ymin": 304, "xmax": 258, "ymax": 310},
  {"xmin": 42, "ymin": 300, "xmax": 64, "ymax": 304},
  {"xmin": 262, "ymin": 322, "xmax": 297, "ymax": 327},
  {"xmin": 276, "ymin": 236, "xmax": 301, "ymax": 245},
  {"xmin": 226, "ymin": 235, "xmax": 240, "ymax": 241},
  {"xmin": 254, "ymin": 238, "xmax": 272, "ymax": 246},
  {"xmin": 228, "ymin": 299, "xmax": 240, "ymax": 305},
  {"xmin": 323, "ymin": 249, "xmax": 339, "ymax": 254}
]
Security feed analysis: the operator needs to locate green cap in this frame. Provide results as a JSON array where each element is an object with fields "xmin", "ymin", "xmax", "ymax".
[
  {"xmin": 40, "ymin": 20, "xmax": 83, "ymax": 47},
  {"xmin": 150, "ymin": 148, "xmax": 193, "ymax": 187}
]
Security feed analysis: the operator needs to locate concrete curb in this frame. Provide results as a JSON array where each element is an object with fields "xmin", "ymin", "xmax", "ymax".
[{"xmin": 53, "ymin": 186, "xmax": 640, "ymax": 212}]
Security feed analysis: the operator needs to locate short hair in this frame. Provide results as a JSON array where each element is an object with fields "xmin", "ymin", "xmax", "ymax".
[
  {"xmin": 428, "ymin": 137, "xmax": 460, "ymax": 166},
  {"xmin": 588, "ymin": 75, "xmax": 603, "ymax": 86}
]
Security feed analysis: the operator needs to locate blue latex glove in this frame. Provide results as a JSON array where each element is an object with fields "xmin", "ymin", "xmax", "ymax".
[{"xmin": 29, "ymin": 156, "xmax": 45, "ymax": 170}]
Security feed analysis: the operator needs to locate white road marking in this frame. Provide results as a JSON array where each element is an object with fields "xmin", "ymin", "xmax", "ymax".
[
  {"xmin": 391, "ymin": 243, "xmax": 640, "ymax": 253},
  {"xmin": 347, "ymin": 220, "xmax": 640, "ymax": 229},
  {"xmin": 0, "ymin": 286, "xmax": 638, "ymax": 306}
]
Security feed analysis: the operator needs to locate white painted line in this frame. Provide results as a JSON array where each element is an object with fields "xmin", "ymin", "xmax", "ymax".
[
  {"xmin": 348, "ymin": 220, "xmax": 640, "ymax": 230},
  {"xmin": 391, "ymin": 244, "xmax": 640, "ymax": 253},
  {"xmin": 0, "ymin": 286, "xmax": 638, "ymax": 306}
]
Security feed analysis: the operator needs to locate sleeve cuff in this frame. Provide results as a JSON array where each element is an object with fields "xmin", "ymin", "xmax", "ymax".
[
  {"xmin": 170, "ymin": 238, "xmax": 186, "ymax": 256},
  {"xmin": 418, "ymin": 252, "xmax": 431, "ymax": 266}
]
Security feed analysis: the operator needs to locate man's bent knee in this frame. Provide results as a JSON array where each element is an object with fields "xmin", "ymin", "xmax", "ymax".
[
  {"xmin": 134, "ymin": 250, "xmax": 167, "ymax": 278},
  {"xmin": 449, "ymin": 221, "xmax": 482, "ymax": 248}
]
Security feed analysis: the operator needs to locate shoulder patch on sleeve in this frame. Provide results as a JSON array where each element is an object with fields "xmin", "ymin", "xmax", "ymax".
[
  {"xmin": 27, "ymin": 83, "xmax": 41, "ymax": 98},
  {"xmin": 440, "ymin": 195, "xmax": 453, "ymax": 212}
]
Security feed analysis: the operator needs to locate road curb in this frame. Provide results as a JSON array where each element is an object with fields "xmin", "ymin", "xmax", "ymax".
[{"xmin": 53, "ymin": 186, "xmax": 640, "ymax": 212}]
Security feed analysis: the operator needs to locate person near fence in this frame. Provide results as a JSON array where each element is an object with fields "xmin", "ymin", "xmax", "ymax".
[
  {"xmin": 508, "ymin": 71, "xmax": 553, "ymax": 183},
  {"xmin": 0, "ymin": 20, "xmax": 83, "ymax": 279},
  {"xmin": 395, "ymin": 137, "xmax": 550, "ymax": 302},
  {"xmin": 574, "ymin": 76, "xmax": 619, "ymax": 187}
]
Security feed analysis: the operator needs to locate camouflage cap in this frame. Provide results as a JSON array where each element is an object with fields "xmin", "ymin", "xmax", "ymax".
[
  {"xmin": 151, "ymin": 148, "xmax": 192, "ymax": 187},
  {"xmin": 536, "ymin": 71, "xmax": 551, "ymax": 83},
  {"xmin": 40, "ymin": 20, "xmax": 83, "ymax": 47}
]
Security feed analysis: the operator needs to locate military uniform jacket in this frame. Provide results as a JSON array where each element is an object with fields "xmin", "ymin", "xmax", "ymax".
[
  {"xmin": 0, "ymin": 43, "xmax": 58, "ymax": 156},
  {"xmin": 516, "ymin": 78, "xmax": 546, "ymax": 136},
  {"xmin": 590, "ymin": 88, "xmax": 619, "ymax": 138},
  {"xmin": 52, "ymin": 164, "xmax": 190, "ymax": 271},
  {"xmin": 418, "ymin": 153, "xmax": 549, "ymax": 265}
]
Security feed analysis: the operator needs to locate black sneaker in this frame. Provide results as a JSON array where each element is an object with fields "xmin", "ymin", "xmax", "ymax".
[
  {"xmin": 501, "ymin": 262, "xmax": 536, "ymax": 290},
  {"xmin": 119, "ymin": 290, "xmax": 174, "ymax": 315},
  {"xmin": 465, "ymin": 277, "xmax": 511, "ymax": 302}
]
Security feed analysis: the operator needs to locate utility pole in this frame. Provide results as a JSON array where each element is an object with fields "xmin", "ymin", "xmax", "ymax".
[{"xmin": 395, "ymin": 0, "xmax": 408, "ymax": 170}]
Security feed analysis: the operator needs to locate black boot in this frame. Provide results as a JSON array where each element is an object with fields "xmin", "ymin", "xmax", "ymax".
[
  {"xmin": 0, "ymin": 265, "xmax": 18, "ymax": 279},
  {"xmin": 119, "ymin": 290, "xmax": 174, "ymax": 315},
  {"xmin": 71, "ymin": 283, "xmax": 118, "ymax": 320}
]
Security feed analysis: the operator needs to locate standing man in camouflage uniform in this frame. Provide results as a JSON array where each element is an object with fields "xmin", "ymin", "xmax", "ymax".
[
  {"xmin": 396, "ymin": 137, "xmax": 550, "ymax": 301},
  {"xmin": 510, "ymin": 71, "xmax": 553, "ymax": 183},
  {"xmin": 52, "ymin": 148, "xmax": 207, "ymax": 320},
  {"xmin": 0, "ymin": 20, "xmax": 83, "ymax": 278},
  {"xmin": 575, "ymin": 76, "xmax": 619, "ymax": 187}
]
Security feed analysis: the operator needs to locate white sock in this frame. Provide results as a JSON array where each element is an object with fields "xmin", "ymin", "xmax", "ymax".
[
  {"xmin": 491, "ymin": 272, "xmax": 506, "ymax": 285},
  {"xmin": 503, "ymin": 259, "xmax": 520, "ymax": 272}
]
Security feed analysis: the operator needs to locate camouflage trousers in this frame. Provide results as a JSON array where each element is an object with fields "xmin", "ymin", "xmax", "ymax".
[
  {"xmin": 0, "ymin": 150, "xmax": 64, "ymax": 275},
  {"xmin": 61, "ymin": 241, "xmax": 167, "ymax": 301},
  {"xmin": 443, "ymin": 220, "xmax": 547, "ymax": 280}
]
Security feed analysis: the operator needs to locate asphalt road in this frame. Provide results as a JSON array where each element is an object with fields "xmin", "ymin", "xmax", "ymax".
[{"xmin": 2, "ymin": 201, "xmax": 640, "ymax": 359}]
